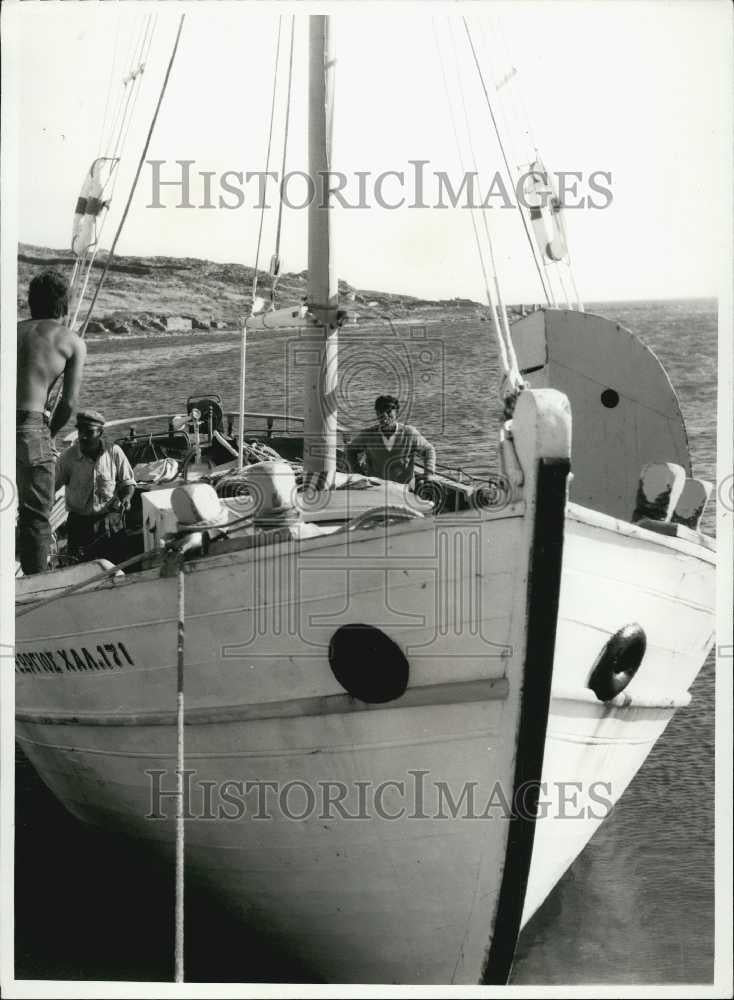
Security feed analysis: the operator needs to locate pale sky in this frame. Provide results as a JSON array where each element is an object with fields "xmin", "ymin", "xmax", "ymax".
[{"xmin": 10, "ymin": 0, "xmax": 733, "ymax": 303}]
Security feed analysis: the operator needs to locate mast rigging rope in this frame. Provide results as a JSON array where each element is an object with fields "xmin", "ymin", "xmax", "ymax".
[
  {"xmin": 434, "ymin": 21, "xmax": 522, "ymax": 398},
  {"xmin": 448, "ymin": 19, "xmax": 521, "ymax": 381},
  {"xmin": 47, "ymin": 15, "xmax": 186, "ymax": 419},
  {"xmin": 78, "ymin": 15, "xmax": 185, "ymax": 340},
  {"xmin": 96, "ymin": 7, "xmax": 123, "ymax": 160},
  {"xmin": 270, "ymin": 15, "xmax": 296, "ymax": 305},
  {"xmin": 251, "ymin": 16, "xmax": 285, "ymax": 308},
  {"xmin": 462, "ymin": 17, "xmax": 550, "ymax": 306},
  {"xmin": 67, "ymin": 14, "xmax": 157, "ymax": 331},
  {"xmin": 476, "ymin": 16, "xmax": 584, "ymax": 311}
]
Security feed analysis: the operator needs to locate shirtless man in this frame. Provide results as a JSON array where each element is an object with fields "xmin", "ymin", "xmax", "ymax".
[{"xmin": 17, "ymin": 270, "xmax": 86, "ymax": 574}]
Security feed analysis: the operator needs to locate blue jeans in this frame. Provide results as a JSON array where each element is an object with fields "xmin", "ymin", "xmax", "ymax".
[{"xmin": 16, "ymin": 412, "xmax": 55, "ymax": 574}]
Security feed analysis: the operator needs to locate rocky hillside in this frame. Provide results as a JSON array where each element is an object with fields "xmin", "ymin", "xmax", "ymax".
[{"xmin": 18, "ymin": 243, "xmax": 534, "ymax": 335}]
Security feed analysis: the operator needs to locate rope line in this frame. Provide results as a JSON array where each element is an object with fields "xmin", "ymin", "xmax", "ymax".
[
  {"xmin": 463, "ymin": 17, "xmax": 550, "ymax": 306},
  {"xmin": 96, "ymin": 7, "xmax": 122, "ymax": 160},
  {"xmin": 434, "ymin": 21, "xmax": 518, "ymax": 396},
  {"xmin": 67, "ymin": 14, "xmax": 157, "ymax": 331},
  {"xmin": 252, "ymin": 16, "xmax": 284, "ymax": 307},
  {"xmin": 447, "ymin": 20, "xmax": 521, "ymax": 382},
  {"xmin": 476, "ymin": 15, "xmax": 584, "ymax": 311},
  {"xmin": 78, "ymin": 15, "xmax": 186, "ymax": 340},
  {"xmin": 270, "ymin": 14, "xmax": 296, "ymax": 305}
]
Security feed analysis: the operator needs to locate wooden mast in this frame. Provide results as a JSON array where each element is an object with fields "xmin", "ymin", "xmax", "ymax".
[{"xmin": 303, "ymin": 14, "xmax": 338, "ymax": 492}]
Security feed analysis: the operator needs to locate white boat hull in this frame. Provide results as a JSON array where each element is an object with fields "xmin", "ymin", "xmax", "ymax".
[
  {"xmin": 20, "ymin": 702, "xmax": 518, "ymax": 984},
  {"xmin": 14, "ymin": 388, "xmax": 715, "ymax": 982},
  {"xmin": 17, "ymin": 494, "xmax": 552, "ymax": 984},
  {"xmin": 524, "ymin": 506, "xmax": 715, "ymax": 923}
]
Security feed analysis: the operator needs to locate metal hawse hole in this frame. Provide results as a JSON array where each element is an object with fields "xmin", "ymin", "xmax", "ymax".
[
  {"xmin": 601, "ymin": 388, "xmax": 620, "ymax": 408},
  {"xmin": 328, "ymin": 624, "xmax": 409, "ymax": 703},
  {"xmin": 587, "ymin": 623, "xmax": 647, "ymax": 701}
]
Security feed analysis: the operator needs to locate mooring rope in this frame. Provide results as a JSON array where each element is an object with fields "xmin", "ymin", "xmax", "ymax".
[{"xmin": 175, "ymin": 551, "xmax": 186, "ymax": 983}]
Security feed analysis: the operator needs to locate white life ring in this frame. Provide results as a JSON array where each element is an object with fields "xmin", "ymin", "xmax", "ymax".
[
  {"xmin": 71, "ymin": 157, "xmax": 117, "ymax": 256},
  {"xmin": 522, "ymin": 164, "xmax": 568, "ymax": 264}
]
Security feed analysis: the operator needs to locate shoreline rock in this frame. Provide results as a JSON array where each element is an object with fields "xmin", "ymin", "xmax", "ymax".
[{"xmin": 17, "ymin": 242, "xmax": 540, "ymax": 335}]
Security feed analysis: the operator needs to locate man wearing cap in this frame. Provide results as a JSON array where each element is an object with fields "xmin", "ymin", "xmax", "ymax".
[
  {"xmin": 16, "ymin": 269, "xmax": 86, "ymax": 573},
  {"xmin": 55, "ymin": 410, "xmax": 135, "ymax": 562},
  {"xmin": 346, "ymin": 395, "xmax": 436, "ymax": 487}
]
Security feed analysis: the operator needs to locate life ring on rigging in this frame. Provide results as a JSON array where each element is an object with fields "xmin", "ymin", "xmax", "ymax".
[
  {"xmin": 522, "ymin": 164, "xmax": 568, "ymax": 265},
  {"xmin": 71, "ymin": 157, "xmax": 118, "ymax": 256}
]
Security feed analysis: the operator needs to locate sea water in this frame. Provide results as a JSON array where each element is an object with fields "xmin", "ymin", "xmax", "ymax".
[{"xmin": 14, "ymin": 298, "xmax": 717, "ymax": 983}]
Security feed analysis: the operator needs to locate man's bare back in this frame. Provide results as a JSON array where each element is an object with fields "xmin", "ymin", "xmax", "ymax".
[
  {"xmin": 17, "ymin": 318, "xmax": 86, "ymax": 436},
  {"xmin": 16, "ymin": 269, "xmax": 87, "ymax": 573}
]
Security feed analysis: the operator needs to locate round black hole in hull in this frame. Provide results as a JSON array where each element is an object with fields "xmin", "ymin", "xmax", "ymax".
[
  {"xmin": 328, "ymin": 624, "xmax": 409, "ymax": 703},
  {"xmin": 601, "ymin": 388, "xmax": 620, "ymax": 408}
]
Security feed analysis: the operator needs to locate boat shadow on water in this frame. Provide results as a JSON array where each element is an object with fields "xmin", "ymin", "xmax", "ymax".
[{"xmin": 15, "ymin": 745, "xmax": 321, "ymax": 984}]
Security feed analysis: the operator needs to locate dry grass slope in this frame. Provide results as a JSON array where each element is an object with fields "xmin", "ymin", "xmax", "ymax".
[{"xmin": 18, "ymin": 243, "xmax": 533, "ymax": 335}]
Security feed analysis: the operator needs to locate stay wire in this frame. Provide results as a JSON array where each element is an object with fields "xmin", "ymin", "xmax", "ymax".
[
  {"xmin": 482, "ymin": 14, "xmax": 538, "ymax": 167},
  {"xmin": 69, "ymin": 12, "xmax": 186, "ymax": 359},
  {"xmin": 463, "ymin": 16, "xmax": 550, "ymax": 306},
  {"xmin": 271, "ymin": 14, "xmax": 296, "ymax": 302},
  {"xmin": 433, "ymin": 21, "xmax": 511, "ymax": 379},
  {"xmin": 102, "ymin": 14, "xmax": 146, "ymax": 158},
  {"xmin": 479, "ymin": 16, "xmax": 584, "ymax": 309},
  {"xmin": 447, "ymin": 19, "xmax": 520, "ymax": 380},
  {"xmin": 97, "ymin": 6, "xmax": 122, "ymax": 160},
  {"xmin": 252, "ymin": 16, "xmax": 284, "ymax": 307},
  {"xmin": 109, "ymin": 15, "xmax": 152, "ymax": 164},
  {"xmin": 70, "ymin": 17, "xmax": 157, "ymax": 330}
]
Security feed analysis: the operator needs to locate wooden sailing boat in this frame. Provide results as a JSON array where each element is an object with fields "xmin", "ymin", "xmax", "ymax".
[{"xmin": 14, "ymin": 13, "xmax": 715, "ymax": 985}]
